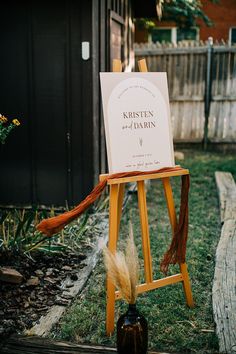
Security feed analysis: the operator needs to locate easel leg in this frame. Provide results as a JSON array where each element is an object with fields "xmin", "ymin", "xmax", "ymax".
[
  {"xmin": 137, "ymin": 181, "xmax": 153, "ymax": 284},
  {"xmin": 162, "ymin": 177, "xmax": 177, "ymax": 228},
  {"xmin": 117, "ymin": 183, "xmax": 125, "ymax": 236},
  {"xmin": 106, "ymin": 184, "xmax": 120, "ymax": 335},
  {"xmin": 162, "ymin": 177, "xmax": 194, "ymax": 307},
  {"xmin": 179, "ymin": 263, "xmax": 194, "ymax": 307}
]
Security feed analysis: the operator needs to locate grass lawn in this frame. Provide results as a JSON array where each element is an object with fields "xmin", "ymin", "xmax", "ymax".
[{"xmin": 52, "ymin": 150, "xmax": 236, "ymax": 353}]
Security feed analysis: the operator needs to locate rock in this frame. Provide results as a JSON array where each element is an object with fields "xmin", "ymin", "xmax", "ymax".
[
  {"xmin": 26, "ymin": 276, "xmax": 39, "ymax": 286},
  {"xmin": 3, "ymin": 319, "xmax": 15, "ymax": 327},
  {"xmin": 36, "ymin": 306, "xmax": 48, "ymax": 312},
  {"xmin": 6, "ymin": 309, "xmax": 15, "ymax": 314},
  {"xmin": 174, "ymin": 151, "xmax": 185, "ymax": 161},
  {"xmin": 55, "ymin": 298, "xmax": 69, "ymax": 306},
  {"xmin": 78, "ymin": 253, "xmax": 87, "ymax": 260},
  {"xmin": 0, "ymin": 267, "xmax": 23, "ymax": 284},
  {"xmin": 45, "ymin": 268, "xmax": 54, "ymax": 276},
  {"xmin": 61, "ymin": 293, "xmax": 74, "ymax": 300},
  {"xmin": 61, "ymin": 265, "xmax": 72, "ymax": 271},
  {"xmin": 70, "ymin": 273, "xmax": 78, "ymax": 281},
  {"xmin": 44, "ymin": 277, "xmax": 56, "ymax": 284},
  {"xmin": 34, "ymin": 269, "xmax": 44, "ymax": 277},
  {"xmin": 37, "ymin": 295, "xmax": 44, "ymax": 301},
  {"xmin": 31, "ymin": 313, "xmax": 38, "ymax": 320},
  {"xmin": 65, "ymin": 281, "xmax": 73, "ymax": 288}
]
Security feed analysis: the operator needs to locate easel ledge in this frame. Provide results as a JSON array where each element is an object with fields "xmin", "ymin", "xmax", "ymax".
[{"xmin": 100, "ymin": 167, "xmax": 189, "ymax": 184}]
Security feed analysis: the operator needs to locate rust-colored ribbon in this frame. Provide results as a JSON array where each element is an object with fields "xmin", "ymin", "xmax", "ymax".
[{"xmin": 36, "ymin": 166, "xmax": 190, "ymax": 273}]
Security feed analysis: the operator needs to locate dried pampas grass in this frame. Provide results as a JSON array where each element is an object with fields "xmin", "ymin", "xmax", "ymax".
[{"xmin": 103, "ymin": 223, "xmax": 139, "ymax": 304}]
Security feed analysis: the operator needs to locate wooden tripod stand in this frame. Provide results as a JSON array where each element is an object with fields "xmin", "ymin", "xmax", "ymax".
[{"xmin": 101, "ymin": 59, "xmax": 194, "ymax": 335}]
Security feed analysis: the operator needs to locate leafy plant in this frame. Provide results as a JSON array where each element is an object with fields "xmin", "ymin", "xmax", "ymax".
[
  {"xmin": 160, "ymin": 0, "xmax": 215, "ymax": 27},
  {"xmin": 0, "ymin": 208, "xmax": 44, "ymax": 253},
  {"xmin": 136, "ymin": 0, "xmax": 219, "ymax": 31},
  {"xmin": 0, "ymin": 196, "xmax": 109, "ymax": 255},
  {"xmin": 135, "ymin": 18, "xmax": 156, "ymax": 33},
  {"xmin": 0, "ymin": 114, "xmax": 20, "ymax": 144}
]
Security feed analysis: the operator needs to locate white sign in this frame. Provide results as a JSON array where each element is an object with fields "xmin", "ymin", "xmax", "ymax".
[{"xmin": 100, "ymin": 73, "xmax": 175, "ymax": 173}]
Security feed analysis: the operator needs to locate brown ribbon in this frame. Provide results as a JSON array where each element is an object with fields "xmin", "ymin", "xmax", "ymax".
[{"xmin": 37, "ymin": 166, "xmax": 190, "ymax": 273}]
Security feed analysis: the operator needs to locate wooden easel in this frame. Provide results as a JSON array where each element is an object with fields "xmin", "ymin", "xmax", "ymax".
[{"xmin": 101, "ymin": 59, "xmax": 194, "ymax": 335}]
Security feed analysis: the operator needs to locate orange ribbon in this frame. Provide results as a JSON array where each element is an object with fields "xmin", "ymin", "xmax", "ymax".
[{"xmin": 37, "ymin": 166, "xmax": 190, "ymax": 273}]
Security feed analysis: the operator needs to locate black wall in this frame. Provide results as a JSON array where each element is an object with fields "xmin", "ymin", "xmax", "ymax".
[
  {"xmin": 0, "ymin": 0, "xmax": 133, "ymax": 207},
  {"xmin": 0, "ymin": 0, "xmax": 94, "ymax": 206}
]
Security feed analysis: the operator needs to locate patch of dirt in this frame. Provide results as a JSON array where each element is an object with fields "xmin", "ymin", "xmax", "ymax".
[{"xmin": 0, "ymin": 251, "xmax": 87, "ymax": 340}]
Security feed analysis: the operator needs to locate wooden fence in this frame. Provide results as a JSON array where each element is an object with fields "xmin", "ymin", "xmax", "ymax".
[{"xmin": 135, "ymin": 41, "xmax": 236, "ymax": 144}]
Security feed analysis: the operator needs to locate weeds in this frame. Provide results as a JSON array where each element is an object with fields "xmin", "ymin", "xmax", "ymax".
[{"xmin": 0, "ymin": 196, "xmax": 109, "ymax": 255}]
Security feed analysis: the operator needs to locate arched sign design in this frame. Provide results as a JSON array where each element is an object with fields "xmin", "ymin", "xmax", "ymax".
[{"xmin": 100, "ymin": 73, "xmax": 174, "ymax": 173}]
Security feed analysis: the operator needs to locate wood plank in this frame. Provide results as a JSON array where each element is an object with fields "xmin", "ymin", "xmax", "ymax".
[
  {"xmin": 0, "ymin": 335, "xmax": 173, "ymax": 354},
  {"xmin": 112, "ymin": 59, "xmax": 122, "ymax": 72},
  {"xmin": 213, "ymin": 172, "xmax": 236, "ymax": 353},
  {"xmin": 106, "ymin": 184, "xmax": 120, "ymax": 335},
  {"xmin": 212, "ymin": 219, "xmax": 236, "ymax": 354},
  {"xmin": 135, "ymin": 45, "xmax": 236, "ymax": 55},
  {"xmin": 135, "ymin": 47, "xmax": 208, "ymax": 55},
  {"xmin": 226, "ymin": 51, "xmax": 232, "ymax": 97},
  {"xmin": 91, "ymin": 0, "xmax": 100, "ymax": 185},
  {"xmin": 106, "ymin": 169, "xmax": 189, "ymax": 185},
  {"xmin": 162, "ymin": 177, "xmax": 177, "ymax": 231},
  {"xmin": 215, "ymin": 171, "xmax": 236, "ymax": 223},
  {"xmin": 211, "ymin": 95, "xmax": 236, "ymax": 101},
  {"xmin": 138, "ymin": 58, "xmax": 148, "ymax": 72},
  {"xmin": 115, "ymin": 274, "xmax": 183, "ymax": 299},
  {"xmin": 0, "ymin": 336, "xmax": 117, "ymax": 354},
  {"xmin": 137, "ymin": 181, "xmax": 153, "ymax": 284},
  {"xmin": 209, "ymin": 137, "xmax": 236, "ymax": 143},
  {"xmin": 170, "ymin": 96, "xmax": 203, "ymax": 102},
  {"xmin": 99, "ymin": 168, "xmax": 188, "ymax": 183}
]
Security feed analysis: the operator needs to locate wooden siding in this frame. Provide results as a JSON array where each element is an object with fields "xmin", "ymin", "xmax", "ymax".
[{"xmin": 135, "ymin": 42, "xmax": 236, "ymax": 143}]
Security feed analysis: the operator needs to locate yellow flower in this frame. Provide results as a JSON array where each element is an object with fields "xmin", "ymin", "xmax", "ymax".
[
  {"xmin": 0, "ymin": 114, "xmax": 8, "ymax": 123},
  {"xmin": 12, "ymin": 119, "xmax": 20, "ymax": 126}
]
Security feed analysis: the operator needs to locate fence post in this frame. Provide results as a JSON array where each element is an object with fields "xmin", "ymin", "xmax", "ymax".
[{"xmin": 203, "ymin": 37, "xmax": 213, "ymax": 150}]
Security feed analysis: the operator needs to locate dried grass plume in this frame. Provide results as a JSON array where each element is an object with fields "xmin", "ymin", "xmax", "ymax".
[{"xmin": 103, "ymin": 222, "xmax": 139, "ymax": 304}]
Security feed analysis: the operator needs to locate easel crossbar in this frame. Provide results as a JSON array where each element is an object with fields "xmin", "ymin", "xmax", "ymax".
[{"xmin": 115, "ymin": 274, "xmax": 183, "ymax": 300}]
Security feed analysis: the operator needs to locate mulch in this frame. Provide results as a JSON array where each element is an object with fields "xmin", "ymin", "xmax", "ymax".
[{"xmin": 0, "ymin": 250, "xmax": 87, "ymax": 341}]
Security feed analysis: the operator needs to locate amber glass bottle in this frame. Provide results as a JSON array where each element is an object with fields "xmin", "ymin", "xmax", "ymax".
[{"xmin": 117, "ymin": 303, "xmax": 148, "ymax": 354}]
